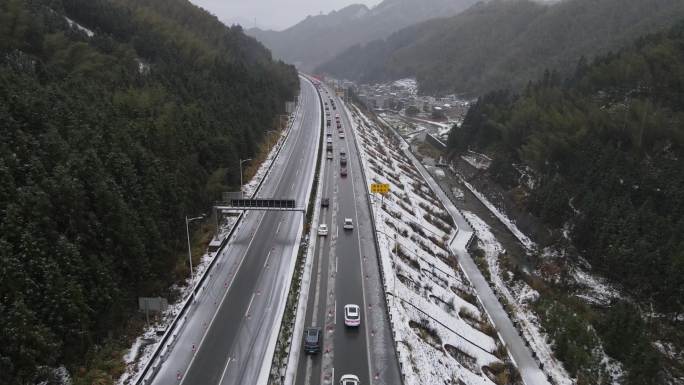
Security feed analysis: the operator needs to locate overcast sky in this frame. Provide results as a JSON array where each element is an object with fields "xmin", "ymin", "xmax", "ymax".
[{"xmin": 189, "ymin": 0, "xmax": 382, "ymax": 31}]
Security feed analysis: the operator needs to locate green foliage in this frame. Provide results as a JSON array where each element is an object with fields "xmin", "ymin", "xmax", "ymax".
[
  {"xmin": 449, "ymin": 21, "xmax": 684, "ymax": 316},
  {"xmin": 597, "ymin": 302, "xmax": 662, "ymax": 383},
  {"xmin": 318, "ymin": 0, "xmax": 684, "ymax": 96},
  {"xmin": 450, "ymin": 20, "xmax": 684, "ymax": 382},
  {"xmin": 536, "ymin": 296, "xmax": 664, "ymax": 384},
  {"xmin": 535, "ymin": 296, "xmax": 600, "ymax": 378},
  {"xmin": 405, "ymin": 105, "xmax": 420, "ymax": 116},
  {"xmin": 532, "ymin": 294, "xmax": 638, "ymax": 385},
  {"xmin": 0, "ymin": 0, "xmax": 298, "ymax": 383}
]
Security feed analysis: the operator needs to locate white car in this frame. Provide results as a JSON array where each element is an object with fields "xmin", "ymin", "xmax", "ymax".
[
  {"xmin": 318, "ymin": 224, "xmax": 328, "ymax": 236},
  {"xmin": 344, "ymin": 304, "xmax": 361, "ymax": 327},
  {"xmin": 339, "ymin": 374, "xmax": 360, "ymax": 385},
  {"xmin": 343, "ymin": 218, "xmax": 354, "ymax": 230}
]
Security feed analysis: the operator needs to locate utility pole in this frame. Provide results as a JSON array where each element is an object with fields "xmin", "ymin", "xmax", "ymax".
[{"xmin": 185, "ymin": 214, "xmax": 205, "ymax": 282}]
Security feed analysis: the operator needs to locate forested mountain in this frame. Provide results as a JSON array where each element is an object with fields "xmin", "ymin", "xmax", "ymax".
[
  {"xmin": 247, "ymin": 0, "xmax": 478, "ymax": 71},
  {"xmin": 448, "ymin": 18, "xmax": 684, "ymax": 337},
  {"xmin": 0, "ymin": 0, "xmax": 298, "ymax": 383},
  {"xmin": 318, "ymin": 0, "xmax": 684, "ymax": 96}
]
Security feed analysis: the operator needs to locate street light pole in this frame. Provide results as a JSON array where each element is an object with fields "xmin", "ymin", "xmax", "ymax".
[
  {"xmin": 239, "ymin": 158, "xmax": 252, "ymax": 198},
  {"xmin": 185, "ymin": 214, "xmax": 205, "ymax": 283}
]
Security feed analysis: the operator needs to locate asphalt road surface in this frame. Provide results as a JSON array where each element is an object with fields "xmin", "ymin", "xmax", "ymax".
[
  {"xmin": 151, "ymin": 76, "xmax": 321, "ymax": 385},
  {"xmin": 294, "ymin": 86, "xmax": 401, "ymax": 385}
]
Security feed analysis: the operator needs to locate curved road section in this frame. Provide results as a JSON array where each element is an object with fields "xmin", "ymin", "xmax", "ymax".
[{"xmin": 151, "ymin": 76, "xmax": 321, "ymax": 385}]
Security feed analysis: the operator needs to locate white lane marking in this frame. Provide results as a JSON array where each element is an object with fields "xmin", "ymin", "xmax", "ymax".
[
  {"xmin": 311, "ymin": 237, "xmax": 326, "ymax": 327},
  {"xmin": 346, "ymin": 104, "xmax": 375, "ymax": 384},
  {"xmin": 264, "ymin": 249, "xmax": 273, "ymax": 268},
  {"xmin": 179, "ymin": 211, "xmax": 267, "ymax": 385},
  {"xmin": 291, "ymin": 182, "xmax": 295, "ymax": 191},
  {"xmin": 332, "ymin": 367, "xmax": 335, "ymax": 384},
  {"xmin": 185, "ymin": 79, "xmax": 317, "ymax": 385},
  {"xmin": 334, "ymin": 300, "xmax": 337, "ymax": 325},
  {"xmin": 245, "ymin": 293, "xmax": 256, "ymax": 317},
  {"xmin": 304, "ymin": 357, "xmax": 313, "ymax": 385},
  {"xmin": 276, "ymin": 220, "xmax": 282, "ymax": 234},
  {"xmin": 218, "ymin": 357, "xmax": 233, "ymax": 385}
]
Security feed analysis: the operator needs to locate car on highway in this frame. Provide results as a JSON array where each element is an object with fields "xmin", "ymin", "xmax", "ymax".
[
  {"xmin": 340, "ymin": 167, "xmax": 347, "ymax": 177},
  {"xmin": 318, "ymin": 224, "xmax": 328, "ymax": 236},
  {"xmin": 339, "ymin": 132, "xmax": 345, "ymax": 138},
  {"xmin": 327, "ymin": 151, "xmax": 333, "ymax": 160},
  {"xmin": 303, "ymin": 327, "xmax": 322, "ymax": 354},
  {"xmin": 321, "ymin": 198, "xmax": 330, "ymax": 207},
  {"xmin": 344, "ymin": 304, "xmax": 361, "ymax": 327},
  {"xmin": 343, "ymin": 218, "xmax": 354, "ymax": 230},
  {"xmin": 339, "ymin": 375, "xmax": 360, "ymax": 385}
]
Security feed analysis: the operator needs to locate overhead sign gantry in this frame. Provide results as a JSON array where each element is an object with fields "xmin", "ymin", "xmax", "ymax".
[{"xmin": 215, "ymin": 198, "xmax": 304, "ymax": 213}]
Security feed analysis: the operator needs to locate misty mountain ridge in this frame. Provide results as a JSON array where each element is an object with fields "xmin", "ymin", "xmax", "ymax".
[
  {"xmin": 247, "ymin": 0, "xmax": 479, "ymax": 70},
  {"xmin": 317, "ymin": 0, "xmax": 684, "ymax": 96}
]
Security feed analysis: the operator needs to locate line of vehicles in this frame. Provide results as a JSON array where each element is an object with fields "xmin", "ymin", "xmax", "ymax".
[{"xmin": 308, "ymin": 86, "xmax": 362, "ymax": 385}]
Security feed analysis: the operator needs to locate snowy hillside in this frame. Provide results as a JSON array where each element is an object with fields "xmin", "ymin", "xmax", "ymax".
[{"xmin": 348, "ymin": 106, "xmax": 521, "ymax": 385}]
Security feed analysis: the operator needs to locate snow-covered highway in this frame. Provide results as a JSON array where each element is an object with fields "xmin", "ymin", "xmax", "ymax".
[{"xmin": 147, "ymin": 75, "xmax": 321, "ymax": 385}]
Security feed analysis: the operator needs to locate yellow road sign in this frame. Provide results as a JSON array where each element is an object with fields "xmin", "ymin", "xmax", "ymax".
[{"xmin": 370, "ymin": 183, "xmax": 390, "ymax": 194}]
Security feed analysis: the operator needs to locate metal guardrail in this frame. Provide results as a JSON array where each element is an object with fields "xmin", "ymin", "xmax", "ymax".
[
  {"xmin": 135, "ymin": 100, "xmax": 302, "ymax": 385},
  {"xmin": 275, "ymin": 73, "xmax": 326, "ymax": 385},
  {"xmin": 385, "ymin": 293, "xmax": 495, "ymax": 355}
]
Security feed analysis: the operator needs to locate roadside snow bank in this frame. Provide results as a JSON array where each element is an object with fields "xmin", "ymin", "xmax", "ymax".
[
  {"xmin": 464, "ymin": 211, "xmax": 573, "ymax": 385},
  {"xmin": 117, "ymin": 110, "xmax": 297, "ymax": 385},
  {"xmin": 460, "ymin": 179, "xmax": 536, "ymax": 253}
]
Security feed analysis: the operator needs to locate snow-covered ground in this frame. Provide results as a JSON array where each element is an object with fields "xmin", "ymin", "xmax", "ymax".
[
  {"xmin": 117, "ymin": 250, "xmax": 226, "ymax": 385},
  {"xmin": 463, "ymin": 212, "xmax": 573, "ymax": 385},
  {"xmin": 349, "ymin": 106, "xmax": 514, "ymax": 385},
  {"xmin": 461, "ymin": 151, "xmax": 492, "ymax": 171},
  {"xmin": 64, "ymin": 16, "xmax": 94, "ymax": 37},
  {"xmin": 392, "ymin": 78, "xmax": 418, "ymax": 95},
  {"xmin": 116, "ymin": 115, "xmax": 294, "ymax": 385},
  {"xmin": 402, "ymin": 114, "xmax": 455, "ymax": 137},
  {"xmin": 571, "ymin": 267, "xmax": 622, "ymax": 306},
  {"xmin": 454, "ymin": 162, "xmax": 633, "ymax": 385},
  {"xmin": 459, "ymin": 178, "xmax": 536, "ymax": 253}
]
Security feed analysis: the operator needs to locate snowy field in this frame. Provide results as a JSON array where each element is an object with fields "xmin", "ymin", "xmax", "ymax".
[{"xmin": 349, "ymin": 106, "xmax": 518, "ymax": 385}]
